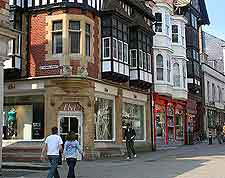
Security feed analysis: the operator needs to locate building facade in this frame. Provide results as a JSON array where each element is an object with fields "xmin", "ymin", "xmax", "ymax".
[
  {"xmin": 202, "ymin": 63, "xmax": 225, "ymax": 136},
  {"xmin": 152, "ymin": 0, "xmax": 188, "ymax": 147},
  {"xmin": 4, "ymin": 0, "xmax": 155, "ymax": 160},
  {"xmin": 181, "ymin": 0, "xmax": 209, "ymax": 141}
]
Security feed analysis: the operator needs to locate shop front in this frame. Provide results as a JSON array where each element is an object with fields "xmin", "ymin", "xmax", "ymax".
[
  {"xmin": 154, "ymin": 94, "xmax": 187, "ymax": 147},
  {"xmin": 3, "ymin": 95, "xmax": 45, "ymax": 140}
]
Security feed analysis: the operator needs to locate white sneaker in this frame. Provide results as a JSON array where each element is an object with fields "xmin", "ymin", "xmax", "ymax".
[
  {"xmin": 134, "ymin": 154, "xmax": 137, "ymax": 158},
  {"xmin": 126, "ymin": 157, "xmax": 130, "ymax": 160}
]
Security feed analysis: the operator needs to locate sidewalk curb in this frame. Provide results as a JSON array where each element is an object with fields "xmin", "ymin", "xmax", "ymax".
[{"xmin": 2, "ymin": 164, "xmax": 49, "ymax": 171}]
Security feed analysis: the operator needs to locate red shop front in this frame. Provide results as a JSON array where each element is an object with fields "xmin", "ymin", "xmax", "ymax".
[{"xmin": 153, "ymin": 93, "xmax": 187, "ymax": 146}]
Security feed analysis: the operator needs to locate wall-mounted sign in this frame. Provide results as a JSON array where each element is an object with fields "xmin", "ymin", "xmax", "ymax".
[
  {"xmin": 60, "ymin": 102, "xmax": 84, "ymax": 112},
  {"xmin": 39, "ymin": 65, "xmax": 59, "ymax": 70},
  {"xmin": 174, "ymin": 0, "xmax": 191, "ymax": 7}
]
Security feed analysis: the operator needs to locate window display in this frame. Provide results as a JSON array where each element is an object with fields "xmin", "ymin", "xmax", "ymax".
[
  {"xmin": 122, "ymin": 103, "xmax": 144, "ymax": 140},
  {"xmin": 95, "ymin": 97, "xmax": 114, "ymax": 140}
]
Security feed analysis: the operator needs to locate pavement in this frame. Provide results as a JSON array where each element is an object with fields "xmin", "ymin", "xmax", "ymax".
[{"xmin": 2, "ymin": 142, "xmax": 225, "ymax": 178}]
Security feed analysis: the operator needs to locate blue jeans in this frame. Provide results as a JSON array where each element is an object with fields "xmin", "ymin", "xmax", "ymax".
[
  {"xmin": 47, "ymin": 155, "xmax": 60, "ymax": 178},
  {"xmin": 66, "ymin": 158, "xmax": 77, "ymax": 178}
]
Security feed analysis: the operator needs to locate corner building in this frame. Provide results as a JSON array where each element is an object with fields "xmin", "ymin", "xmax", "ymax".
[{"xmin": 4, "ymin": 0, "xmax": 155, "ymax": 160}]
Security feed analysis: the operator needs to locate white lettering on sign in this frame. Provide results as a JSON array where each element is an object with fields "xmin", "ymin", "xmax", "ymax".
[
  {"xmin": 39, "ymin": 65, "xmax": 59, "ymax": 70},
  {"xmin": 63, "ymin": 103, "xmax": 83, "ymax": 112}
]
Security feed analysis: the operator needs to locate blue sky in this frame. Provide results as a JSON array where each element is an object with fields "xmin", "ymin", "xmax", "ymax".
[{"xmin": 203, "ymin": 0, "xmax": 225, "ymax": 40}]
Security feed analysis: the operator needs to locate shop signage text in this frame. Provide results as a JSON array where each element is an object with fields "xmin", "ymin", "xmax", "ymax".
[{"xmin": 62, "ymin": 103, "xmax": 83, "ymax": 112}]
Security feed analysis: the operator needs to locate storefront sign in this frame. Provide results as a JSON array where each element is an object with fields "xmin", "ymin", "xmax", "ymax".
[{"xmin": 61, "ymin": 103, "xmax": 83, "ymax": 112}]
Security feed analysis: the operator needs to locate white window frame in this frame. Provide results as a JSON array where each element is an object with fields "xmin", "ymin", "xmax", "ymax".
[
  {"xmin": 113, "ymin": 38, "xmax": 118, "ymax": 60},
  {"xmin": 130, "ymin": 49, "xmax": 137, "ymax": 69},
  {"xmin": 165, "ymin": 14, "xmax": 170, "ymax": 36},
  {"xmin": 167, "ymin": 58, "xmax": 171, "ymax": 82},
  {"xmin": 102, "ymin": 37, "xmax": 111, "ymax": 60},
  {"xmin": 94, "ymin": 93, "xmax": 116, "ymax": 142},
  {"xmin": 118, "ymin": 40, "xmax": 123, "ymax": 62},
  {"xmin": 183, "ymin": 63, "xmax": 186, "ymax": 89},
  {"xmin": 155, "ymin": 12, "xmax": 163, "ymax": 33},
  {"xmin": 156, "ymin": 54, "xmax": 164, "ymax": 81},
  {"xmin": 123, "ymin": 42, "xmax": 128, "ymax": 64},
  {"xmin": 143, "ymin": 52, "xmax": 147, "ymax": 70},
  {"xmin": 173, "ymin": 63, "xmax": 180, "ymax": 87}
]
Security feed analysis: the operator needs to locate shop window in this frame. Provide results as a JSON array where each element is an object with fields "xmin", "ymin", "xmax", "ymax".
[
  {"xmin": 173, "ymin": 63, "xmax": 180, "ymax": 87},
  {"xmin": 155, "ymin": 13, "xmax": 162, "ymax": 32},
  {"xmin": 85, "ymin": 23, "xmax": 91, "ymax": 56},
  {"xmin": 102, "ymin": 37, "xmax": 110, "ymax": 59},
  {"xmin": 69, "ymin": 21, "xmax": 81, "ymax": 54},
  {"xmin": 172, "ymin": 25, "xmax": 178, "ymax": 43},
  {"xmin": 52, "ymin": 21, "xmax": 63, "ymax": 54},
  {"xmin": 95, "ymin": 97, "xmax": 114, "ymax": 140},
  {"xmin": 167, "ymin": 58, "xmax": 171, "ymax": 82},
  {"xmin": 130, "ymin": 49, "xmax": 137, "ymax": 68},
  {"xmin": 122, "ymin": 103, "xmax": 145, "ymax": 140},
  {"xmin": 156, "ymin": 54, "xmax": 163, "ymax": 80}
]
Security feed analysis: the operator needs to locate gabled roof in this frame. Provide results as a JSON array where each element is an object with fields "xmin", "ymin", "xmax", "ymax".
[{"xmin": 199, "ymin": 0, "xmax": 210, "ymax": 25}]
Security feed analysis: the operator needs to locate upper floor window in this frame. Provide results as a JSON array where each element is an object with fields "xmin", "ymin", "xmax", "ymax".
[
  {"xmin": 181, "ymin": 25, "xmax": 185, "ymax": 45},
  {"xmin": 155, "ymin": 13, "xmax": 162, "ymax": 32},
  {"xmin": 156, "ymin": 54, "xmax": 163, "ymax": 80},
  {"xmin": 183, "ymin": 63, "xmax": 186, "ymax": 88},
  {"xmin": 207, "ymin": 81, "xmax": 210, "ymax": 102},
  {"xmin": 123, "ymin": 43, "xmax": 128, "ymax": 64},
  {"xmin": 118, "ymin": 40, "xmax": 123, "ymax": 61},
  {"xmin": 85, "ymin": 23, "xmax": 91, "ymax": 56},
  {"xmin": 218, "ymin": 86, "xmax": 222, "ymax": 103},
  {"xmin": 212, "ymin": 83, "xmax": 215, "ymax": 102},
  {"xmin": 167, "ymin": 58, "xmax": 171, "ymax": 82},
  {"xmin": 191, "ymin": 14, "xmax": 198, "ymax": 29},
  {"xmin": 103, "ymin": 37, "xmax": 110, "ymax": 59},
  {"xmin": 113, "ymin": 38, "xmax": 118, "ymax": 60},
  {"xmin": 192, "ymin": 49, "xmax": 199, "ymax": 61},
  {"xmin": 173, "ymin": 63, "xmax": 180, "ymax": 87},
  {"xmin": 165, "ymin": 14, "xmax": 170, "ymax": 35},
  {"xmin": 172, "ymin": 25, "xmax": 178, "ymax": 43},
  {"xmin": 147, "ymin": 53, "xmax": 151, "ymax": 72},
  {"xmin": 139, "ymin": 50, "xmax": 143, "ymax": 69},
  {"xmin": 52, "ymin": 21, "xmax": 63, "ymax": 54},
  {"xmin": 69, "ymin": 21, "xmax": 81, "ymax": 54},
  {"xmin": 120, "ymin": 1, "xmax": 132, "ymax": 16},
  {"xmin": 130, "ymin": 50, "xmax": 137, "ymax": 68}
]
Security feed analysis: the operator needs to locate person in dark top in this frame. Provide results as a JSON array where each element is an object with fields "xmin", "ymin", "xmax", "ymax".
[{"xmin": 124, "ymin": 123, "xmax": 136, "ymax": 159}]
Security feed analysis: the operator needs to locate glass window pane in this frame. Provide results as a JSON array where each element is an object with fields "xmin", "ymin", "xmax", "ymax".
[
  {"xmin": 53, "ymin": 32, "xmax": 62, "ymax": 54},
  {"xmin": 139, "ymin": 50, "xmax": 143, "ymax": 68},
  {"xmin": 53, "ymin": 21, "xmax": 62, "ymax": 31},
  {"xmin": 70, "ymin": 32, "xmax": 80, "ymax": 53},
  {"xmin": 95, "ymin": 97, "xmax": 113, "ymax": 140},
  {"xmin": 69, "ymin": 21, "xmax": 80, "ymax": 30},
  {"xmin": 103, "ymin": 38, "xmax": 110, "ymax": 59},
  {"xmin": 118, "ymin": 41, "xmax": 123, "ymax": 61},
  {"xmin": 113, "ymin": 39, "xmax": 117, "ymax": 59},
  {"xmin": 123, "ymin": 43, "xmax": 128, "ymax": 63},
  {"xmin": 130, "ymin": 50, "xmax": 137, "ymax": 68}
]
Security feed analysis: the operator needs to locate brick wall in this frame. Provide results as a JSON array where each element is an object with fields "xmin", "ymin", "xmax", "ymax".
[
  {"xmin": 29, "ymin": 8, "xmax": 100, "ymax": 78},
  {"xmin": 0, "ymin": 0, "xmax": 7, "ymax": 9}
]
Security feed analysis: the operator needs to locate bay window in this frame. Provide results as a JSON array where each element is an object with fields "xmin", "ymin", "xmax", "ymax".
[
  {"xmin": 113, "ymin": 38, "xmax": 118, "ymax": 59},
  {"xmin": 143, "ymin": 52, "xmax": 147, "ymax": 70},
  {"xmin": 165, "ymin": 14, "xmax": 170, "ymax": 35},
  {"xmin": 167, "ymin": 58, "xmax": 171, "ymax": 82},
  {"xmin": 156, "ymin": 54, "xmax": 163, "ymax": 80},
  {"xmin": 183, "ymin": 63, "xmax": 186, "ymax": 88},
  {"xmin": 69, "ymin": 21, "xmax": 80, "ymax": 54},
  {"xmin": 147, "ymin": 53, "xmax": 151, "ymax": 72},
  {"xmin": 139, "ymin": 50, "xmax": 143, "ymax": 69},
  {"xmin": 118, "ymin": 40, "xmax": 123, "ymax": 61},
  {"xmin": 52, "ymin": 21, "xmax": 63, "ymax": 54}
]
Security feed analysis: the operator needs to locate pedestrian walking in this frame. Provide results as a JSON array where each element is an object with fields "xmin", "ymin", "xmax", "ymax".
[
  {"xmin": 125, "ymin": 123, "xmax": 136, "ymax": 160},
  {"xmin": 63, "ymin": 131, "xmax": 84, "ymax": 178},
  {"xmin": 216, "ymin": 124, "xmax": 223, "ymax": 144},
  {"xmin": 41, "ymin": 127, "xmax": 63, "ymax": 178}
]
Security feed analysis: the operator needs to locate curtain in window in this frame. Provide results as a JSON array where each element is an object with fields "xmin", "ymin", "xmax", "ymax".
[{"xmin": 156, "ymin": 54, "xmax": 163, "ymax": 80}]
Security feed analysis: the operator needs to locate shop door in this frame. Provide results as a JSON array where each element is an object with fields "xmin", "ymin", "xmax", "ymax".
[{"xmin": 59, "ymin": 116, "xmax": 82, "ymax": 160}]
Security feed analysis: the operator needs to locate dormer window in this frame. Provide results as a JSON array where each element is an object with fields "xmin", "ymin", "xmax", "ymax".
[{"xmin": 155, "ymin": 13, "xmax": 162, "ymax": 32}]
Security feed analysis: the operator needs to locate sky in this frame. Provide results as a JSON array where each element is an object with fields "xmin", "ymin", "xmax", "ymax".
[{"xmin": 203, "ymin": 0, "xmax": 225, "ymax": 40}]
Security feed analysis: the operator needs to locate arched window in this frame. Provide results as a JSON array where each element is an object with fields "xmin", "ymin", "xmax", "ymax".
[
  {"xmin": 173, "ymin": 63, "xmax": 180, "ymax": 87},
  {"xmin": 167, "ymin": 57, "xmax": 171, "ymax": 82},
  {"xmin": 156, "ymin": 54, "xmax": 163, "ymax": 80}
]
